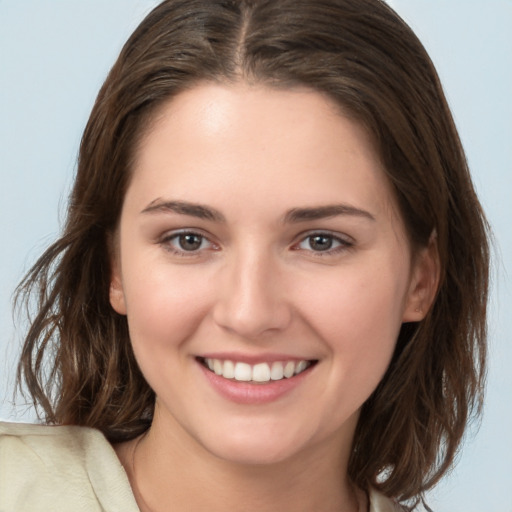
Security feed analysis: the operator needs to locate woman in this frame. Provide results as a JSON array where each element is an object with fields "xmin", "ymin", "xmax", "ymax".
[{"xmin": 0, "ymin": 0, "xmax": 489, "ymax": 511}]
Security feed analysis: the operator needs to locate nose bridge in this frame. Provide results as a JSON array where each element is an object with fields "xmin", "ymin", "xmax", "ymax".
[{"xmin": 213, "ymin": 243, "xmax": 291, "ymax": 338}]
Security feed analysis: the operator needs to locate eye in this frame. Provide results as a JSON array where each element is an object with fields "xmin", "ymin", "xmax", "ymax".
[
  {"xmin": 160, "ymin": 230, "xmax": 216, "ymax": 255},
  {"xmin": 295, "ymin": 232, "xmax": 352, "ymax": 254},
  {"xmin": 176, "ymin": 233, "xmax": 205, "ymax": 251}
]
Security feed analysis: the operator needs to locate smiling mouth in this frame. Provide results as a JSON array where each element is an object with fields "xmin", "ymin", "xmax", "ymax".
[{"xmin": 197, "ymin": 357, "xmax": 317, "ymax": 383}]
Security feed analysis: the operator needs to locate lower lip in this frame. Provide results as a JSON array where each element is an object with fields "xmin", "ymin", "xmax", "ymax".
[{"xmin": 198, "ymin": 362, "xmax": 314, "ymax": 405}]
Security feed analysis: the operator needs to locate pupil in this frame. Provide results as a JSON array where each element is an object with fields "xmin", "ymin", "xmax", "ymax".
[
  {"xmin": 179, "ymin": 234, "xmax": 202, "ymax": 251},
  {"xmin": 310, "ymin": 235, "xmax": 332, "ymax": 251}
]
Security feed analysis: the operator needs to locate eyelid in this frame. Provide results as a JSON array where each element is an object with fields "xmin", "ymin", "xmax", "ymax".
[
  {"xmin": 157, "ymin": 228, "xmax": 354, "ymax": 258},
  {"xmin": 159, "ymin": 228, "xmax": 219, "ymax": 256},
  {"xmin": 291, "ymin": 230, "xmax": 355, "ymax": 255}
]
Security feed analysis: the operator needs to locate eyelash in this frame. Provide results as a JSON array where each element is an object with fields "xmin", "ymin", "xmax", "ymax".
[
  {"xmin": 158, "ymin": 230, "xmax": 353, "ymax": 257},
  {"xmin": 292, "ymin": 231, "xmax": 354, "ymax": 256},
  {"xmin": 159, "ymin": 230, "xmax": 218, "ymax": 257}
]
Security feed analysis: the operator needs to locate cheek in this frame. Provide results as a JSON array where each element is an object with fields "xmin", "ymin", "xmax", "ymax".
[
  {"xmin": 120, "ymin": 260, "xmax": 216, "ymax": 401},
  {"xmin": 296, "ymin": 256, "xmax": 410, "ymax": 382},
  {"xmin": 121, "ymin": 257, "xmax": 214, "ymax": 350}
]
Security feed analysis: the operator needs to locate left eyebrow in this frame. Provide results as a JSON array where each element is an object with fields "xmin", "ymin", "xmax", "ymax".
[
  {"xmin": 141, "ymin": 199, "xmax": 226, "ymax": 222},
  {"xmin": 283, "ymin": 204, "xmax": 376, "ymax": 223}
]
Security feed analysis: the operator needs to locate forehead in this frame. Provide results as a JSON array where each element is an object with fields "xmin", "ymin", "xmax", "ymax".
[{"xmin": 127, "ymin": 83, "xmax": 399, "ymax": 226}]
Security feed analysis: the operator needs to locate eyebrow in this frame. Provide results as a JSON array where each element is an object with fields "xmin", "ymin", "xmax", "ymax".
[
  {"xmin": 141, "ymin": 199, "xmax": 375, "ymax": 224},
  {"xmin": 283, "ymin": 204, "xmax": 376, "ymax": 223},
  {"xmin": 141, "ymin": 199, "xmax": 226, "ymax": 222}
]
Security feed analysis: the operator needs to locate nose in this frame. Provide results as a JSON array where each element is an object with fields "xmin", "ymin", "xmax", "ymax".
[{"xmin": 212, "ymin": 249, "xmax": 292, "ymax": 339}]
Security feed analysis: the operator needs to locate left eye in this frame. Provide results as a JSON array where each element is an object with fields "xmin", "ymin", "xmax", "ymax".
[
  {"xmin": 165, "ymin": 232, "xmax": 212, "ymax": 253},
  {"xmin": 296, "ymin": 233, "xmax": 348, "ymax": 252}
]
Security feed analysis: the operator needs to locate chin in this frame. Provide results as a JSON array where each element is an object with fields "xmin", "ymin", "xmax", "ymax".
[
  {"xmin": 211, "ymin": 441, "xmax": 300, "ymax": 467},
  {"xmin": 192, "ymin": 410, "xmax": 358, "ymax": 470},
  {"xmin": 197, "ymin": 424, "xmax": 312, "ymax": 467}
]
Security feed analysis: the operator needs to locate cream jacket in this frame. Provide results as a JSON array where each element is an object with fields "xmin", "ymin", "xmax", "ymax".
[{"xmin": 0, "ymin": 422, "xmax": 402, "ymax": 512}]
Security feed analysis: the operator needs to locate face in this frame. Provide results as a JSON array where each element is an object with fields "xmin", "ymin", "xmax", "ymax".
[{"xmin": 110, "ymin": 83, "xmax": 435, "ymax": 467}]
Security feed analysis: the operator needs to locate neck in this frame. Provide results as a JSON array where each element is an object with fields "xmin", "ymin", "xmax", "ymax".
[{"xmin": 116, "ymin": 414, "xmax": 363, "ymax": 512}]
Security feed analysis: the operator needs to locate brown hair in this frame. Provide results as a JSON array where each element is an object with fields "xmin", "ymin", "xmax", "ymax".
[{"xmin": 16, "ymin": 0, "xmax": 489, "ymax": 506}]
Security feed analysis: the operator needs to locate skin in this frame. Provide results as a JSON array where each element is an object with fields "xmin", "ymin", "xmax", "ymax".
[{"xmin": 111, "ymin": 83, "xmax": 438, "ymax": 512}]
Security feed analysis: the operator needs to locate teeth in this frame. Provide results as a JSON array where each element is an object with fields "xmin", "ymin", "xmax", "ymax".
[
  {"xmin": 252, "ymin": 363, "xmax": 271, "ymax": 382},
  {"xmin": 213, "ymin": 359, "xmax": 223, "ymax": 375},
  {"xmin": 283, "ymin": 361, "xmax": 295, "ymax": 378},
  {"xmin": 270, "ymin": 362, "xmax": 284, "ymax": 381},
  {"xmin": 234, "ymin": 362, "xmax": 252, "ymax": 381},
  {"xmin": 203, "ymin": 358, "xmax": 311, "ymax": 382},
  {"xmin": 295, "ymin": 360, "xmax": 308, "ymax": 375},
  {"xmin": 223, "ymin": 360, "xmax": 235, "ymax": 379}
]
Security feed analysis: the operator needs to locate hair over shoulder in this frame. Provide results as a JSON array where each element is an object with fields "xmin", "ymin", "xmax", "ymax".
[{"xmin": 16, "ymin": 0, "xmax": 490, "ymax": 505}]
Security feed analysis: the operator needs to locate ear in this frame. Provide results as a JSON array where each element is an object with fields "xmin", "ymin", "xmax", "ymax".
[
  {"xmin": 402, "ymin": 232, "xmax": 440, "ymax": 322},
  {"xmin": 108, "ymin": 235, "xmax": 127, "ymax": 315}
]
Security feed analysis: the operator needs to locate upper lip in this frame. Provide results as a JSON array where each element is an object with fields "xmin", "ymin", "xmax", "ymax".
[{"xmin": 197, "ymin": 352, "xmax": 317, "ymax": 365}]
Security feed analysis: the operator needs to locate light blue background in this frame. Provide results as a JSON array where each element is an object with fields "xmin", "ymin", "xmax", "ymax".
[{"xmin": 1, "ymin": 2, "xmax": 511, "ymax": 510}]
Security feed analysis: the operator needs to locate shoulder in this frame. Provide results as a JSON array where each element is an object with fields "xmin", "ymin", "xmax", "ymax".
[
  {"xmin": 1, "ymin": 420, "xmax": 111, "ymax": 456},
  {"xmin": 0, "ymin": 421, "xmax": 139, "ymax": 512},
  {"xmin": 369, "ymin": 488, "xmax": 407, "ymax": 512}
]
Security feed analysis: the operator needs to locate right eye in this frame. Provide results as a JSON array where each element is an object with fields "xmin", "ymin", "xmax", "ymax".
[{"xmin": 160, "ymin": 231, "xmax": 216, "ymax": 256}]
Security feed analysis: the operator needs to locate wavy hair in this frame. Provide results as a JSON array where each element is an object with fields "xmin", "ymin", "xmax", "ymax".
[{"xmin": 16, "ymin": 0, "xmax": 489, "ymax": 505}]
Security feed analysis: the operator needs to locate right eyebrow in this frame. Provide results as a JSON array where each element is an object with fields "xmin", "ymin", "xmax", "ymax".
[
  {"xmin": 283, "ymin": 204, "xmax": 376, "ymax": 223},
  {"xmin": 141, "ymin": 199, "xmax": 226, "ymax": 222}
]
